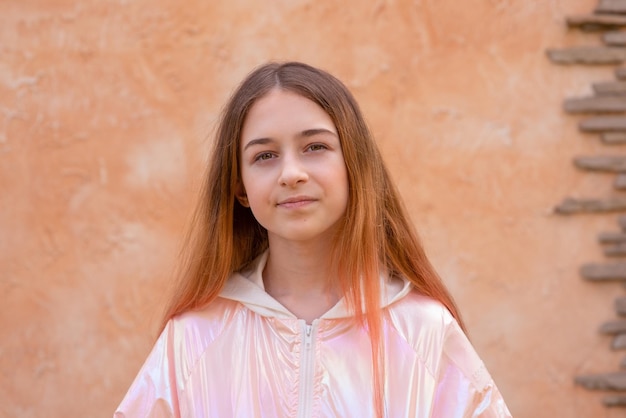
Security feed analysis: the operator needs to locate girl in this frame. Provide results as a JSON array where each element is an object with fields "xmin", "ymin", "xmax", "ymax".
[{"xmin": 115, "ymin": 62, "xmax": 511, "ymax": 417}]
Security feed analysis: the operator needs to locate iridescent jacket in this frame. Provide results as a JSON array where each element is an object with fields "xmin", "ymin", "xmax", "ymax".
[{"xmin": 115, "ymin": 252, "xmax": 512, "ymax": 417}]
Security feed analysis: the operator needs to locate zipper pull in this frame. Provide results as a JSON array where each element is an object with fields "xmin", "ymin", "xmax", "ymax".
[{"xmin": 304, "ymin": 324, "xmax": 313, "ymax": 348}]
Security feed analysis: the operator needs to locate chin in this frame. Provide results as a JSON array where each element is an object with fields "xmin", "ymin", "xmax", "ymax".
[{"xmin": 270, "ymin": 227, "xmax": 336, "ymax": 243}]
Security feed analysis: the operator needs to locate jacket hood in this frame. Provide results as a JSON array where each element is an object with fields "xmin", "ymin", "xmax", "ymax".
[{"xmin": 219, "ymin": 250, "xmax": 412, "ymax": 320}]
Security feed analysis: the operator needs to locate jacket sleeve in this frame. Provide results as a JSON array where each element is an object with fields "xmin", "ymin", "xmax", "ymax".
[
  {"xmin": 114, "ymin": 321, "xmax": 181, "ymax": 418},
  {"xmin": 431, "ymin": 319, "xmax": 512, "ymax": 418}
]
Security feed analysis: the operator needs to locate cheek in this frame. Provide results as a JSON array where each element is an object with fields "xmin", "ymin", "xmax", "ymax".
[
  {"xmin": 239, "ymin": 168, "xmax": 256, "ymax": 195},
  {"xmin": 333, "ymin": 165, "xmax": 350, "ymax": 210},
  {"xmin": 240, "ymin": 175, "xmax": 269, "ymax": 210}
]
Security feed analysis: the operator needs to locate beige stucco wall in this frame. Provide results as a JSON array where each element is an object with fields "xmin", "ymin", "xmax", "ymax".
[{"xmin": 2, "ymin": 0, "xmax": 624, "ymax": 416}]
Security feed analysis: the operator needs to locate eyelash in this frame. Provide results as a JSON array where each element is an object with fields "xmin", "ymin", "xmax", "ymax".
[
  {"xmin": 252, "ymin": 143, "xmax": 329, "ymax": 162},
  {"xmin": 306, "ymin": 143, "xmax": 328, "ymax": 152},
  {"xmin": 254, "ymin": 152, "xmax": 275, "ymax": 162}
]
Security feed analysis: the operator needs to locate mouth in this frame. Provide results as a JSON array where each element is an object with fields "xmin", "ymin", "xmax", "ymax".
[{"xmin": 277, "ymin": 196, "xmax": 317, "ymax": 208}]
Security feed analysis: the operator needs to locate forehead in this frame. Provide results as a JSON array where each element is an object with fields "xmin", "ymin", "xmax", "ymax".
[{"xmin": 241, "ymin": 89, "xmax": 337, "ymax": 142}]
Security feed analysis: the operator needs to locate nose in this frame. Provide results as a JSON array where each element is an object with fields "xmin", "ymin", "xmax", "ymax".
[{"xmin": 278, "ymin": 155, "xmax": 308, "ymax": 187}]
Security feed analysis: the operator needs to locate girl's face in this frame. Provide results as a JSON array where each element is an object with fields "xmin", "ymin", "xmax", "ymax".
[{"xmin": 238, "ymin": 89, "xmax": 349, "ymax": 245}]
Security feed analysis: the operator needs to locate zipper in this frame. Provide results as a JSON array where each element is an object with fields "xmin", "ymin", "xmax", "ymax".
[{"xmin": 297, "ymin": 320, "xmax": 317, "ymax": 418}]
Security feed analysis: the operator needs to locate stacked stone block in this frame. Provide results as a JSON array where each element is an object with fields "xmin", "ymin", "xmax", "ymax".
[{"xmin": 549, "ymin": 0, "xmax": 626, "ymax": 408}]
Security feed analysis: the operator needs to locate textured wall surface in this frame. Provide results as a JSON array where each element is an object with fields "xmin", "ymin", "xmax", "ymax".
[{"xmin": 1, "ymin": 0, "xmax": 622, "ymax": 417}]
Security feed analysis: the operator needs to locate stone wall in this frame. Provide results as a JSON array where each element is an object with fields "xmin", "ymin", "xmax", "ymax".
[
  {"xmin": 0, "ymin": 0, "xmax": 616, "ymax": 417},
  {"xmin": 546, "ymin": 0, "xmax": 626, "ymax": 410}
]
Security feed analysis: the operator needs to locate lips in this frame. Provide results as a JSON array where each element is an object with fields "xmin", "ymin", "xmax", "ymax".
[{"xmin": 277, "ymin": 196, "xmax": 317, "ymax": 208}]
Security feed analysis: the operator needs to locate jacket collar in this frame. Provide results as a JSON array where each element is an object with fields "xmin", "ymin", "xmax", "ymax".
[{"xmin": 219, "ymin": 250, "xmax": 412, "ymax": 320}]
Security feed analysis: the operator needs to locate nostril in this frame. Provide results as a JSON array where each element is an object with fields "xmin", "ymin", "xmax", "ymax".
[{"xmin": 278, "ymin": 164, "xmax": 308, "ymax": 187}]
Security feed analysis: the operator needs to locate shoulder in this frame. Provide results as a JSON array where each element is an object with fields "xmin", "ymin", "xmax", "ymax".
[
  {"xmin": 170, "ymin": 297, "xmax": 243, "ymax": 342},
  {"xmin": 171, "ymin": 297, "xmax": 243, "ymax": 338},
  {"xmin": 385, "ymin": 291, "xmax": 485, "ymax": 380},
  {"xmin": 115, "ymin": 298, "xmax": 247, "ymax": 416},
  {"xmin": 385, "ymin": 290, "xmax": 455, "ymax": 343},
  {"xmin": 386, "ymin": 290, "xmax": 493, "ymax": 391},
  {"xmin": 384, "ymin": 292, "xmax": 452, "ymax": 363},
  {"xmin": 165, "ymin": 298, "xmax": 244, "ymax": 375}
]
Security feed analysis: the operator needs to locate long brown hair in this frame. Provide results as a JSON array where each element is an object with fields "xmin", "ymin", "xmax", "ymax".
[{"xmin": 162, "ymin": 61, "xmax": 465, "ymax": 416}]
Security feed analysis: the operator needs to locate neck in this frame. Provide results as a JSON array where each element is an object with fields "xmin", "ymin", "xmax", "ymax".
[
  {"xmin": 265, "ymin": 237, "xmax": 337, "ymax": 295},
  {"xmin": 263, "ymin": 236, "xmax": 341, "ymax": 321}
]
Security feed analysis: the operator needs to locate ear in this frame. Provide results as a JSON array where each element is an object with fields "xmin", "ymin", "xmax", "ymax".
[{"xmin": 235, "ymin": 182, "xmax": 250, "ymax": 207}]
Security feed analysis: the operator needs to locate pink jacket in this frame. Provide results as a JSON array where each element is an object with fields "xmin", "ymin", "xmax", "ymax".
[{"xmin": 115, "ymin": 252, "xmax": 511, "ymax": 417}]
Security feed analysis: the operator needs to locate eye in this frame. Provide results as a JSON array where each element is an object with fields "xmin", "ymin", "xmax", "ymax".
[
  {"xmin": 306, "ymin": 143, "xmax": 328, "ymax": 152},
  {"xmin": 254, "ymin": 152, "xmax": 275, "ymax": 162}
]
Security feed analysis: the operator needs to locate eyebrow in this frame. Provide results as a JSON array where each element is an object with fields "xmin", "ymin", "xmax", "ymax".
[
  {"xmin": 301, "ymin": 128, "xmax": 337, "ymax": 138},
  {"xmin": 242, "ymin": 128, "xmax": 337, "ymax": 151},
  {"xmin": 243, "ymin": 137, "xmax": 273, "ymax": 151}
]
